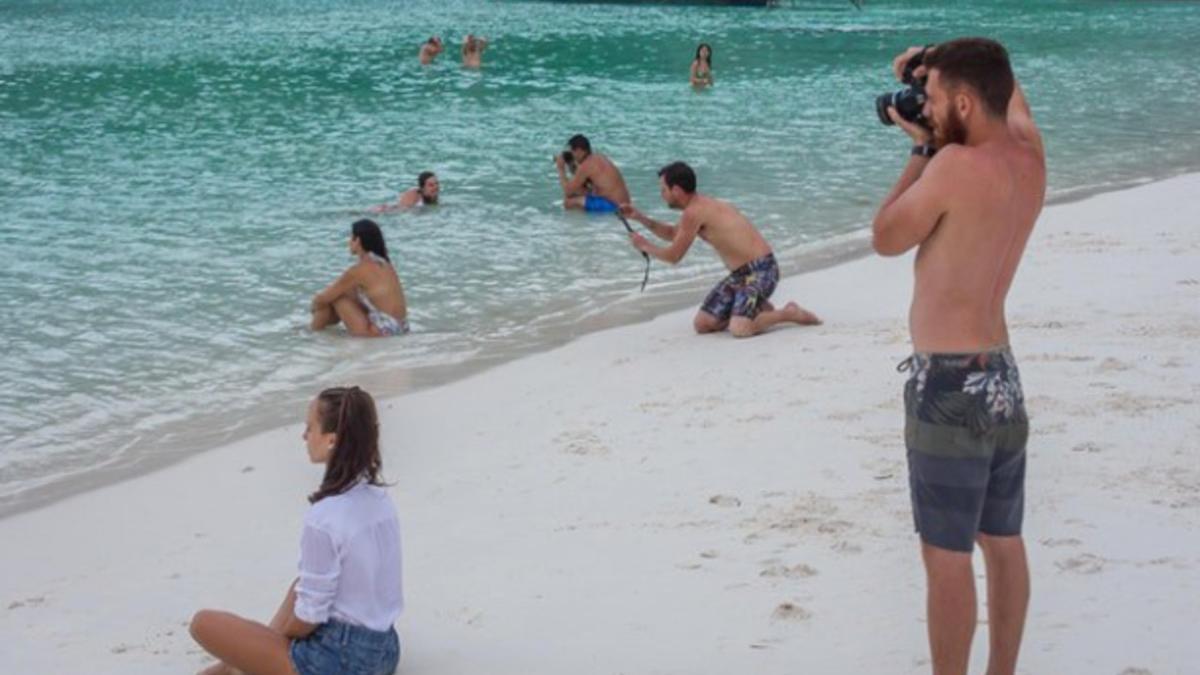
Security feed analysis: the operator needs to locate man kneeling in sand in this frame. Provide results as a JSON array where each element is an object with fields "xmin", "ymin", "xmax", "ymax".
[{"xmin": 622, "ymin": 161, "xmax": 820, "ymax": 337}]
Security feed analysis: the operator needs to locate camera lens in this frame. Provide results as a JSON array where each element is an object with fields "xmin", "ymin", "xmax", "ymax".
[
  {"xmin": 875, "ymin": 92, "xmax": 897, "ymax": 125},
  {"xmin": 875, "ymin": 86, "xmax": 927, "ymax": 127}
]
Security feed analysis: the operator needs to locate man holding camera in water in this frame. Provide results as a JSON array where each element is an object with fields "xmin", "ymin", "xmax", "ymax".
[
  {"xmin": 873, "ymin": 38, "xmax": 1045, "ymax": 675},
  {"xmin": 554, "ymin": 134, "xmax": 631, "ymax": 213}
]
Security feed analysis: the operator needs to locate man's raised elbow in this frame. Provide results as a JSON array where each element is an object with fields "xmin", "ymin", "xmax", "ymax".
[
  {"xmin": 870, "ymin": 216, "xmax": 906, "ymax": 257},
  {"xmin": 871, "ymin": 234, "xmax": 901, "ymax": 257},
  {"xmin": 870, "ymin": 223, "xmax": 892, "ymax": 256}
]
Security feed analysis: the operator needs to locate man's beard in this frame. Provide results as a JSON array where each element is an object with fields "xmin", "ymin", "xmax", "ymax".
[
  {"xmin": 421, "ymin": 194, "xmax": 438, "ymax": 205},
  {"xmin": 933, "ymin": 107, "xmax": 967, "ymax": 147}
]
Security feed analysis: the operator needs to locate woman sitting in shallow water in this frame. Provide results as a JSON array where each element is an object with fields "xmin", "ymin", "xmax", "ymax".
[
  {"xmin": 311, "ymin": 219, "xmax": 409, "ymax": 337},
  {"xmin": 690, "ymin": 42, "xmax": 713, "ymax": 88},
  {"xmin": 190, "ymin": 386, "xmax": 403, "ymax": 675}
]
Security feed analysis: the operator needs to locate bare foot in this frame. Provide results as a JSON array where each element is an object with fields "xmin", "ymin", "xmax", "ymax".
[
  {"xmin": 197, "ymin": 662, "xmax": 236, "ymax": 675},
  {"xmin": 783, "ymin": 302, "xmax": 822, "ymax": 326}
]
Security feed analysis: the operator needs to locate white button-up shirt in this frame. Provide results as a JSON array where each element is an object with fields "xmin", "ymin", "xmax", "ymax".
[{"xmin": 294, "ymin": 481, "xmax": 403, "ymax": 632}]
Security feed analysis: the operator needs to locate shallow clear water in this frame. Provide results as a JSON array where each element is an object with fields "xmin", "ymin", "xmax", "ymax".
[{"xmin": 2, "ymin": 0, "xmax": 1198, "ymax": 510}]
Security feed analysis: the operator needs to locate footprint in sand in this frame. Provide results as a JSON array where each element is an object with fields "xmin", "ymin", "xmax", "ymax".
[
  {"xmin": 1040, "ymin": 537, "xmax": 1082, "ymax": 548},
  {"xmin": 684, "ymin": 395, "xmax": 726, "ymax": 411},
  {"xmin": 1119, "ymin": 668, "xmax": 1154, "ymax": 675},
  {"xmin": 848, "ymin": 430, "xmax": 896, "ymax": 447},
  {"xmin": 1056, "ymin": 553, "xmax": 1106, "ymax": 574},
  {"xmin": 709, "ymin": 494, "xmax": 742, "ymax": 508},
  {"xmin": 554, "ymin": 430, "xmax": 610, "ymax": 457},
  {"xmin": 760, "ymin": 563, "xmax": 818, "ymax": 579},
  {"xmin": 832, "ymin": 540, "xmax": 863, "ymax": 555},
  {"xmin": 748, "ymin": 637, "xmax": 782, "ymax": 650},
  {"xmin": 817, "ymin": 520, "xmax": 853, "ymax": 535},
  {"xmin": 637, "ymin": 401, "xmax": 671, "ymax": 414},
  {"xmin": 448, "ymin": 607, "xmax": 484, "ymax": 627},
  {"xmin": 7, "ymin": 595, "xmax": 46, "ymax": 610},
  {"xmin": 1071, "ymin": 442, "xmax": 1103, "ymax": 454},
  {"xmin": 699, "ymin": 549, "xmax": 720, "ymax": 559},
  {"xmin": 1031, "ymin": 422, "xmax": 1067, "ymax": 437},
  {"xmin": 1097, "ymin": 358, "xmax": 1132, "ymax": 372},
  {"xmin": 771, "ymin": 602, "xmax": 812, "ymax": 622}
]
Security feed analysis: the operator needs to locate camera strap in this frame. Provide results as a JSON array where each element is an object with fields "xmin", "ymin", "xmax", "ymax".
[{"xmin": 615, "ymin": 212, "xmax": 650, "ymax": 293}]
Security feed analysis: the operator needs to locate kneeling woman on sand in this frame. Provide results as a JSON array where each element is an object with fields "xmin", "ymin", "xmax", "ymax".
[
  {"xmin": 311, "ymin": 219, "xmax": 409, "ymax": 337},
  {"xmin": 191, "ymin": 386, "xmax": 404, "ymax": 675}
]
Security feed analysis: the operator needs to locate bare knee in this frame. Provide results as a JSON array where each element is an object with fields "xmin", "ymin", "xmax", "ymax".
[
  {"xmin": 921, "ymin": 542, "xmax": 974, "ymax": 578},
  {"xmin": 693, "ymin": 314, "xmax": 725, "ymax": 334},
  {"xmin": 977, "ymin": 533, "xmax": 1027, "ymax": 561},
  {"xmin": 729, "ymin": 318, "xmax": 757, "ymax": 338},
  {"xmin": 190, "ymin": 609, "xmax": 219, "ymax": 644}
]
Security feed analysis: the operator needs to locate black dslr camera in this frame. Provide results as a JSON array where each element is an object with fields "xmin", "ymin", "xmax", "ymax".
[
  {"xmin": 875, "ymin": 47, "xmax": 931, "ymax": 127},
  {"xmin": 560, "ymin": 150, "xmax": 577, "ymax": 173}
]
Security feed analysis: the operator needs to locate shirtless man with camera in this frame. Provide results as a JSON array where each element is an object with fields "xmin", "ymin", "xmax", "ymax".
[
  {"xmin": 623, "ymin": 161, "xmax": 819, "ymax": 338},
  {"xmin": 554, "ymin": 134, "xmax": 631, "ymax": 214},
  {"xmin": 873, "ymin": 38, "xmax": 1045, "ymax": 675}
]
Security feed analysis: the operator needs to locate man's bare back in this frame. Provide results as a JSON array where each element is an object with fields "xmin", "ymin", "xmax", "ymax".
[
  {"xmin": 555, "ymin": 137, "xmax": 631, "ymax": 211},
  {"xmin": 909, "ymin": 138, "xmax": 1044, "ymax": 352},
  {"xmin": 677, "ymin": 194, "xmax": 773, "ymax": 270},
  {"xmin": 574, "ymin": 154, "xmax": 630, "ymax": 206},
  {"xmin": 874, "ymin": 51, "xmax": 1046, "ymax": 353}
]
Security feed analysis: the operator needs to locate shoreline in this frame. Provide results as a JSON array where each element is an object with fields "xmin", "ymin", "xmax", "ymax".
[
  {"xmin": 2, "ymin": 165, "xmax": 1195, "ymax": 521},
  {"xmin": 1, "ymin": 172, "xmax": 1197, "ymax": 672}
]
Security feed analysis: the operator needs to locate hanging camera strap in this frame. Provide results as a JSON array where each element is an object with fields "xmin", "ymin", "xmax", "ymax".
[{"xmin": 615, "ymin": 212, "xmax": 651, "ymax": 293}]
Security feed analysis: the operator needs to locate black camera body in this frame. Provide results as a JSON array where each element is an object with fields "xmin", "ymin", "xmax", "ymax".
[
  {"xmin": 560, "ymin": 150, "xmax": 577, "ymax": 173},
  {"xmin": 876, "ymin": 48, "xmax": 931, "ymax": 127}
]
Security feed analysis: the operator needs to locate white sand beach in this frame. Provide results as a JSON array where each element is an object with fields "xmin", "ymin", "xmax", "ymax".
[{"xmin": 1, "ymin": 175, "xmax": 1197, "ymax": 674}]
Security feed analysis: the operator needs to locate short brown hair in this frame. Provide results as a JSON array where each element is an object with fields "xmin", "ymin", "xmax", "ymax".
[
  {"xmin": 658, "ymin": 161, "xmax": 696, "ymax": 194},
  {"xmin": 924, "ymin": 38, "xmax": 1014, "ymax": 118}
]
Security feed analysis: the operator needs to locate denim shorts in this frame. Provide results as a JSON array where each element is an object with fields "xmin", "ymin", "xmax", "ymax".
[{"xmin": 290, "ymin": 619, "xmax": 400, "ymax": 675}]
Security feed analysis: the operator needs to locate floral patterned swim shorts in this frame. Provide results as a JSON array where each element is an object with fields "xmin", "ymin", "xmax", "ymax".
[{"xmin": 899, "ymin": 346, "xmax": 1029, "ymax": 552}]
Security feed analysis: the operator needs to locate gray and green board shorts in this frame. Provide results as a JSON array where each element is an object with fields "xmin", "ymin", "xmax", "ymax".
[{"xmin": 901, "ymin": 346, "xmax": 1029, "ymax": 553}]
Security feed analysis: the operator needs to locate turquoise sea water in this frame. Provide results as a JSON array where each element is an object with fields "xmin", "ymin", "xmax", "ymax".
[{"xmin": 2, "ymin": 0, "xmax": 1198, "ymax": 513}]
